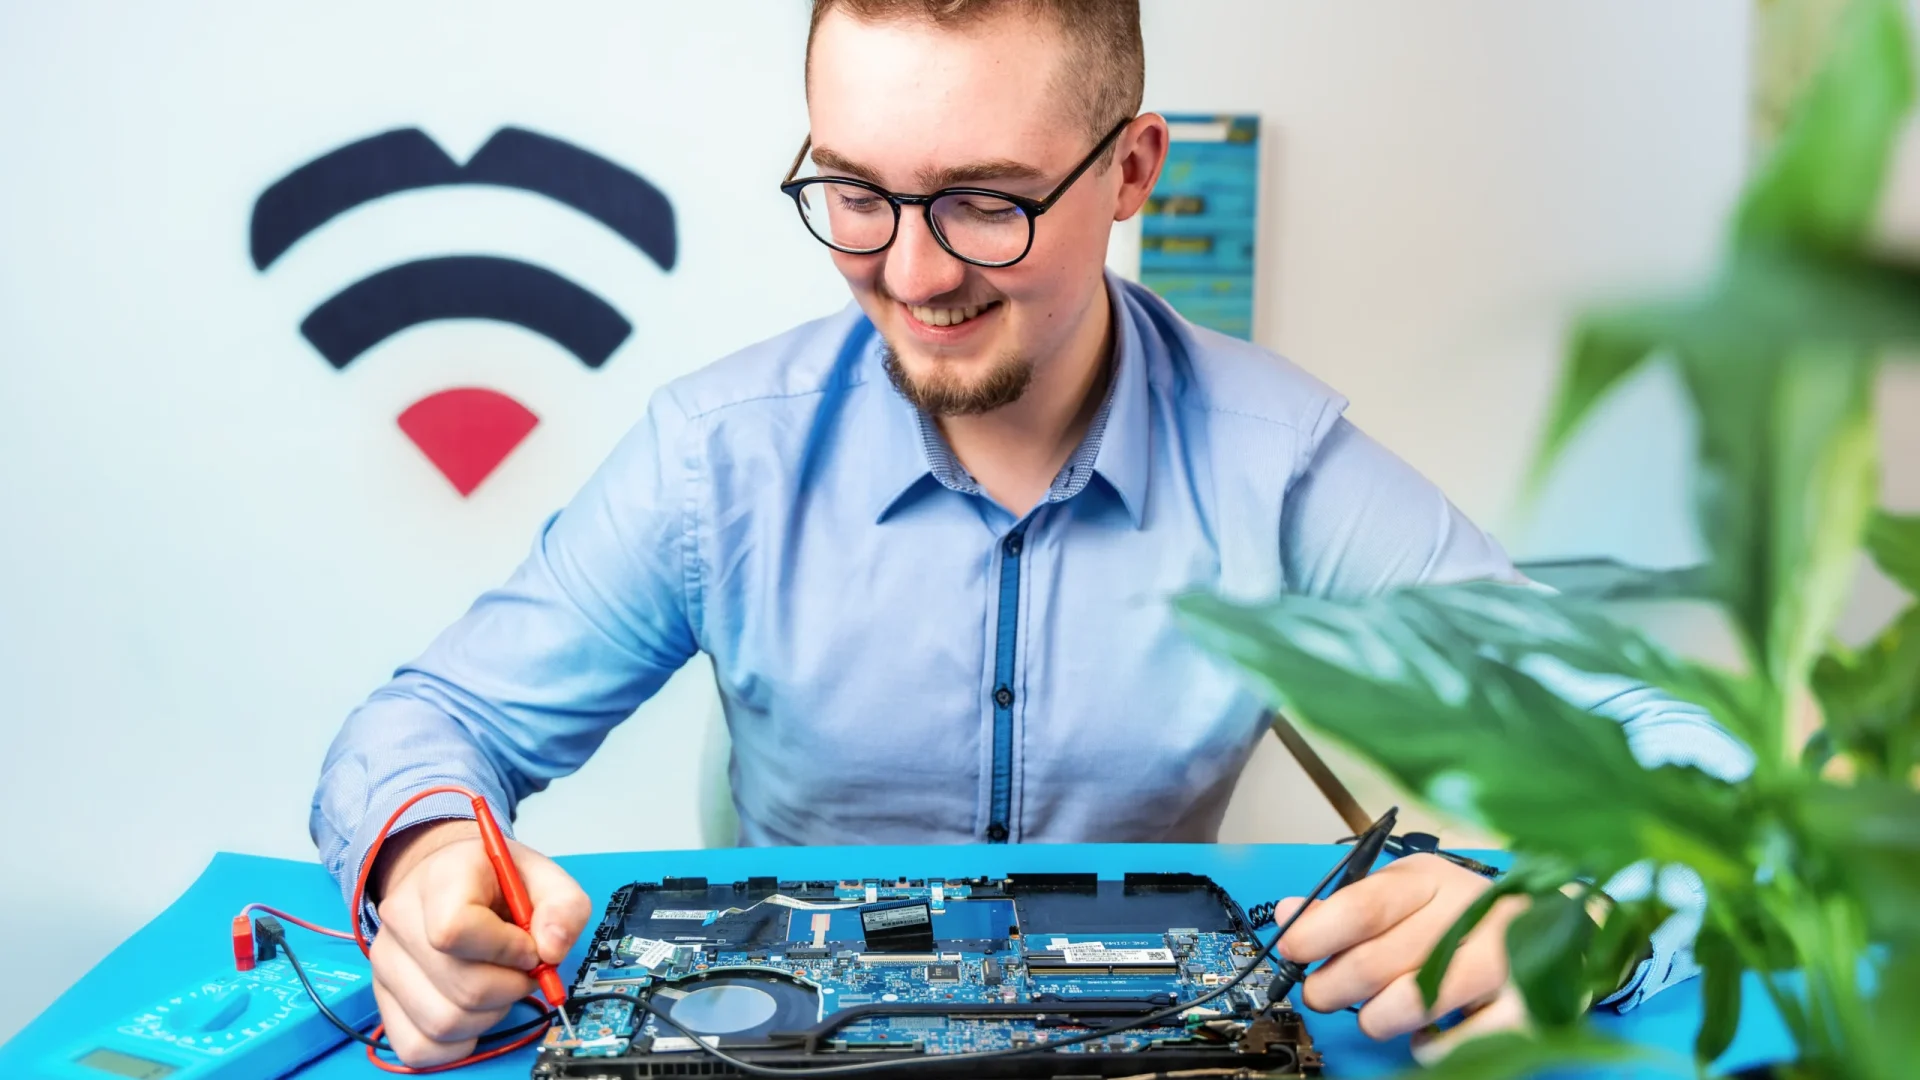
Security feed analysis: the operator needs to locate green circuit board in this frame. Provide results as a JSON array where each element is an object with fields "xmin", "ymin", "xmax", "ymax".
[{"xmin": 533, "ymin": 873, "xmax": 1321, "ymax": 1078}]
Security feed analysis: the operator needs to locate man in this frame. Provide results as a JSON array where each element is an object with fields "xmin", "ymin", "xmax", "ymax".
[{"xmin": 312, "ymin": 0, "xmax": 1750, "ymax": 1068}]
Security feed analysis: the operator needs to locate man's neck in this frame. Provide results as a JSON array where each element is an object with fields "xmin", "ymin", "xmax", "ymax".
[{"xmin": 937, "ymin": 281, "xmax": 1115, "ymax": 518}]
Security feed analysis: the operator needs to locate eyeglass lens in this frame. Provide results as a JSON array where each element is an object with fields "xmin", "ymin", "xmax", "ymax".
[{"xmin": 795, "ymin": 182, "xmax": 1032, "ymax": 264}]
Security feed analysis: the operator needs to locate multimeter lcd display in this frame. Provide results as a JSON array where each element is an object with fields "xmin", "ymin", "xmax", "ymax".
[{"xmin": 75, "ymin": 1048, "xmax": 180, "ymax": 1079}]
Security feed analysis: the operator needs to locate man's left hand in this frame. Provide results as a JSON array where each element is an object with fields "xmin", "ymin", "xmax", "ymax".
[{"xmin": 1274, "ymin": 852, "xmax": 1532, "ymax": 1063}]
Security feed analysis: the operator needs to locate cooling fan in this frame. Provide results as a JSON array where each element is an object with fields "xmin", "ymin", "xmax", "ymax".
[{"xmin": 644, "ymin": 970, "xmax": 822, "ymax": 1048}]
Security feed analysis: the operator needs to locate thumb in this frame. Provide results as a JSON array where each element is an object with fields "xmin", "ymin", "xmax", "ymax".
[{"xmin": 511, "ymin": 843, "xmax": 592, "ymax": 965}]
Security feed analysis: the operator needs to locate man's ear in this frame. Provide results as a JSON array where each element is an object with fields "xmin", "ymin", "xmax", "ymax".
[{"xmin": 1113, "ymin": 113, "xmax": 1170, "ymax": 223}]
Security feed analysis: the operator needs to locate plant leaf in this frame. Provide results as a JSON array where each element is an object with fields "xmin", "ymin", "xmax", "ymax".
[
  {"xmin": 1512, "ymin": 558, "xmax": 1713, "ymax": 602},
  {"xmin": 1800, "ymin": 725, "xmax": 1837, "ymax": 774},
  {"xmin": 1762, "ymin": 349, "xmax": 1882, "ymax": 705},
  {"xmin": 1795, "ymin": 780, "xmax": 1920, "ymax": 944},
  {"xmin": 1866, "ymin": 946, "xmax": 1920, "ymax": 1080},
  {"xmin": 1866, "ymin": 510, "xmax": 1920, "ymax": 594},
  {"xmin": 1174, "ymin": 583, "xmax": 1754, "ymax": 887},
  {"xmin": 1694, "ymin": 923, "xmax": 1744, "ymax": 1063},
  {"xmin": 1541, "ymin": 254, "xmax": 1902, "ymax": 717},
  {"xmin": 1736, "ymin": 0, "xmax": 1917, "ymax": 252},
  {"xmin": 1397, "ymin": 1029, "xmax": 1671, "ymax": 1080},
  {"xmin": 1530, "ymin": 319, "xmax": 1659, "ymax": 493},
  {"xmin": 1417, "ymin": 857, "xmax": 1588, "ymax": 1010},
  {"xmin": 1583, "ymin": 896, "xmax": 1672, "ymax": 1005},
  {"xmin": 1505, "ymin": 890, "xmax": 1595, "ymax": 1028},
  {"xmin": 1812, "ymin": 603, "xmax": 1920, "ymax": 778},
  {"xmin": 1419, "ymin": 876, "xmax": 1525, "ymax": 1010},
  {"xmin": 1401, "ymin": 578, "xmax": 1774, "ymax": 754}
]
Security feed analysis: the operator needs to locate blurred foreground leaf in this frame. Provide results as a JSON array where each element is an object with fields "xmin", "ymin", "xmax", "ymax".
[
  {"xmin": 1506, "ymin": 890, "xmax": 1595, "ymax": 1028},
  {"xmin": 1173, "ymin": 583, "xmax": 1752, "ymax": 886},
  {"xmin": 1399, "ymin": 1029, "xmax": 1670, "ymax": 1080},
  {"xmin": 1865, "ymin": 511, "xmax": 1920, "ymax": 593}
]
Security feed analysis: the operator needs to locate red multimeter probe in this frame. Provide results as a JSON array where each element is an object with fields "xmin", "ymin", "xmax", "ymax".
[
  {"xmin": 231, "ymin": 784, "xmax": 581, "ymax": 1073},
  {"xmin": 469, "ymin": 793, "xmax": 574, "ymax": 1033}
]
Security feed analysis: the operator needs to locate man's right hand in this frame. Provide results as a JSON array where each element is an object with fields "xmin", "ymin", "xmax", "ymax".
[{"xmin": 367, "ymin": 819, "xmax": 592, "ymax": 1067}]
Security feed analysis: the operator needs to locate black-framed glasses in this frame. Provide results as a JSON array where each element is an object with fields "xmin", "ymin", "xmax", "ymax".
[{"xmin": 779, "ymin": 117, "xmax": 1132, "ymax": 268}]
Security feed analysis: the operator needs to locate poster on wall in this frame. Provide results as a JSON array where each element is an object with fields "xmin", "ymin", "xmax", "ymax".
[{"xmin": 1138, "ymin": 114, "xmax": 1260, "ymax": 340}]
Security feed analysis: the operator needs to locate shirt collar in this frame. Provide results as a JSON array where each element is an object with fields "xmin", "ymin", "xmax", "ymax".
[
  {"xmin": 862, "ymin": 320, "xmax": 939, "ymax": 523},
  {"xmin": 1087, "ymin": 269, "xmax": 1151, "ymax": 527},
  {"xmin": 865, "ymin": 271, "xmax": 1152, "ymax": 527}
]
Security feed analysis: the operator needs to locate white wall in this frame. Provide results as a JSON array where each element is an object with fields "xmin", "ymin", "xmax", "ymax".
[{"xmin": 0, "ymin": 0, "xmax": 1765, "ymax": 1041}]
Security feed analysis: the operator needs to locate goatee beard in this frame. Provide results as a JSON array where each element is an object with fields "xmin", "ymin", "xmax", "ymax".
[{"xmin": 880, "ymin": 340, "xmax": 1033, "ymax": 417}]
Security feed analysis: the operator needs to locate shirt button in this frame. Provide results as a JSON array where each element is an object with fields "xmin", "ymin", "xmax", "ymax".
[
  {"xmin": 993, "ymin": 686, "xmax": 1014, "ymax": 708},
  {"xmin": 986, "ymin": 823, "xmax": 1009, "ymax": 842},
  {"xmin": 1003, "ymin": 533, "xmax": 1024, "ymax": 557}
]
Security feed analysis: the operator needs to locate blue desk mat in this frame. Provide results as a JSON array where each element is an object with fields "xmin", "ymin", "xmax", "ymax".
[{"xmin": 0, "ymin": 844, "xmax": 1795, "ymax": 1077}]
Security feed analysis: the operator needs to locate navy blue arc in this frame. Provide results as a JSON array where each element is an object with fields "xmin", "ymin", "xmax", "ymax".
[
  {"xmin": 250, "ymin": 127, "xmax": 677, "ymax": 272},
  {"xmin": 300, "ymin": 256, "xmax": 633, "ymax": 370}
]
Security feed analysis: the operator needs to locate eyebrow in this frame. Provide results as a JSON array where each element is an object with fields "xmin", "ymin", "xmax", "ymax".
[{"xmin": 809, "ymin": 145, "xmax": 1048, "ymax": 191}]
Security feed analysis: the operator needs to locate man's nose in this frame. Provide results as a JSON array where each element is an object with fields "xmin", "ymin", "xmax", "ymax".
[{"xmin": 883, "ymin": 206, "xmax": 968, "ymax": 303}]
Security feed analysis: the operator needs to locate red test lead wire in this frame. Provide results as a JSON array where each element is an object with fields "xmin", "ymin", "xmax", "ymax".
[
  {"xmin": 238, "ymin": 903, "xmax": 354, "ymax": 940},
  {"xmin": 226, "ymin": 787, "xmax": 560, "ymax": 1073},
  {"xmin": 348, "ymin": 784, "xmax": 567, "ymax": 1073}
]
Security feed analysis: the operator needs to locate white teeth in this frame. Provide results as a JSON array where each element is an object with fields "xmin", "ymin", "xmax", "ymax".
[{"xmin": 910, "ymin": 303, "xmax": 989, "ymax": 327}]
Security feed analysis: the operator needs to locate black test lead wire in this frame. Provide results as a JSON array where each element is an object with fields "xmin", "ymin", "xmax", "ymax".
[{"xmin": 263, "ymin": 918, "xmax": 556, "ymax": 1055}]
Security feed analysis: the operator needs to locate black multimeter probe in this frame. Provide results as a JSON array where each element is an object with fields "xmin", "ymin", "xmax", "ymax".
[{"xmin": 1259, "ymin": 805, "xmax": 1400, "ymax": 1007}]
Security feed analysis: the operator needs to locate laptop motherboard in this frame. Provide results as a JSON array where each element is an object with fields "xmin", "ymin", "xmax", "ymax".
[{"xmin": 532, "ymin": 871, "xmax": 1321, "ymax": 1078}]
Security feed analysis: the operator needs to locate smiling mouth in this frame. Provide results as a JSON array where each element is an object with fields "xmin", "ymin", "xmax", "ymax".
[{"xmin": 905, "ymin": 300, "xmax": 1001, "ymax": 328}]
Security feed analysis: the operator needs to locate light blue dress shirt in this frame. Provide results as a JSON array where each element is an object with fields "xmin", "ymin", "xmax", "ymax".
[{"xmin": 311, "ymin": 271, "xmax": 1751, "ymax": 1011}]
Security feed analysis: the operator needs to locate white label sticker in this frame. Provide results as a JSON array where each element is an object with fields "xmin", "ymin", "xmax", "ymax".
[
  {"xmin": 1048, "ymin": 937, "xmax": 1071, "ymax": 949},
  {"xmin": 624, "ymin": 937, "xmax": 676, "ymax": 969},
  {"xmin": 1057, "ymin": 945, "xmax": 1177, "ymax": 965},
  {"xmin": 651, "ymin": 909, "xmax": 715, "ymax": 921},
  {"xmin": 862, "ymin": 905, "xmax": 929, "ymax": 931}
]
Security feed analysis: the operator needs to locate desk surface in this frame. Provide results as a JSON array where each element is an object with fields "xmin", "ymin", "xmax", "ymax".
[{"xmin": 1, "ymin": 844, "xmax": 1793, "ymax": 1078}]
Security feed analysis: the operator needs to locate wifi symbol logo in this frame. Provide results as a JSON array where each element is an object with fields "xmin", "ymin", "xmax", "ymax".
[{"xmin": 250, "ymin": 127, "xmax": 676, "ymax": 494}]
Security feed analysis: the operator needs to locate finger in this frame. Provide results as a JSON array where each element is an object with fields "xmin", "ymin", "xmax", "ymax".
[
  {"xmin": 413, "ymin": 844, "xmax": 541, "ymax": 970},
  {"xmin": 382, "ymin": 869, "xmax": 538, "ymax": 1013},
  {"xmin": 395, "ymin": 906, "xmax": 538, "ymax": 1018},
  {"xmin": 374, "ymin": 969, "xmax": 472, "ymax": 1068},
  {"xmin": 1409, "ymin": 983, "xmax": 1530, "ymax": 1066},
  {"xmin": 1264, "ymin": 897, "xmax": 1318, "ymax": 929},
  {"xmin": 1355, "ymin": 907, "xmax": 1518, "ymax": 1040},
  {"xmin": 1279, "ymin": 860, "xmax": 1439, "ymax": 965},
  {"xmin": 512, "ymin": 843, "xmax": 593, "ymax": 964},
  {"xmin": 372, "ymin": 923, "xmax": 519, "ymax": 1045},
  {"xmin": 1297, "ymin": 900, "xmax": 1459, "ymax": 1013}
]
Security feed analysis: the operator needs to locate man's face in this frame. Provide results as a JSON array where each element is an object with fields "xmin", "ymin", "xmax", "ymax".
[{"xmin": 805, "ymin": 10, "xmax": 1126, "ymax": 415}]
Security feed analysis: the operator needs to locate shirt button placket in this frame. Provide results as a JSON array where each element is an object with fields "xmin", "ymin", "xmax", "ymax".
[{"xmin": 986, "ymin": 526, "xmax": 1026, "ymax": 843}]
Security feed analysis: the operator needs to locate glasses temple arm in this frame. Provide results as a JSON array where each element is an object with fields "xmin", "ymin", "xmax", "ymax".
[{"xmin": 784, "ymin": 137, "xmax": 814, "ymax": 185}]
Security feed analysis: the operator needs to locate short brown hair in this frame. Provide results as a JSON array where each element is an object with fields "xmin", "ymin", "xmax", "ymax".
[{"xmin": 806, "ymin": 0, "xmax": 1144, "ymax": 147}]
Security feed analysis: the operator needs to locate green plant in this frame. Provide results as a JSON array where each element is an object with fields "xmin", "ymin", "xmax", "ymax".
[{"xmin": 1175, "ymin": 1, "xmax": 1920, "ymax": 1076}]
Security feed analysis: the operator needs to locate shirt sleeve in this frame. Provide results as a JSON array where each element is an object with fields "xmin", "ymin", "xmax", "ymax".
[
  {"xmin": 309, "ymin": 390, "xmax": 703, "ymax": 920},
  {"xmin": 1278, "ymin": 417, "xmax": 1755, "ymax": 1011}
]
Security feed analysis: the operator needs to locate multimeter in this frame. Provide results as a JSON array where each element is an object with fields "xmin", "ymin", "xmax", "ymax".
[{"xmin": 39, "ymin": 939, "xmax": 376, "ymax": 1080}]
